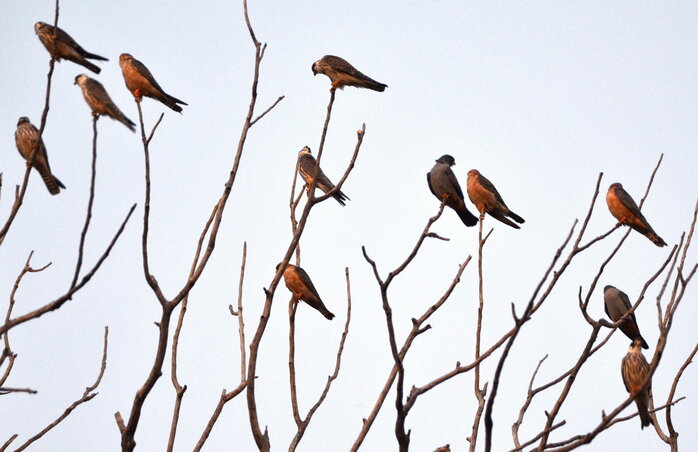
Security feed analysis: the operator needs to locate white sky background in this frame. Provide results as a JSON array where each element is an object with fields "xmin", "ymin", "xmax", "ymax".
[{"xmin": 1, "ymin": 1, "xmax": 697, "ymax": 451}]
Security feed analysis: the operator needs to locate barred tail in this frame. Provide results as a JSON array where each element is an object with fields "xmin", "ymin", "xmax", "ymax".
[{"xmin": 39, "ymin": 171, "xmax": 65, "ymax": 195}]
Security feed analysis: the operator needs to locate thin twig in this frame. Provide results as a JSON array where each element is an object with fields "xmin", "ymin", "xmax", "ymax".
[
  {"xmin": 0, "ymin": 205, "xmax": 136, "ymax": 336},
  {"xmin": 71, "ymin": 115, "xmax": 99, "ymax": 288},
  {"xmin": 13, "ymin": 327, "xmax": 108, "ymax": 452}
]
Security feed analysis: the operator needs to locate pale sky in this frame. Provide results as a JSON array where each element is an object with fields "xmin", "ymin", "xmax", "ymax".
[{"xmin": 1, "ymin": 1, "xmax": 697, "ymax": 451}]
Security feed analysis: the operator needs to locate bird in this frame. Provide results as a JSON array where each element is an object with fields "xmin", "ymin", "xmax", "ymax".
[
  {"xmin": 603, "ymin": 285, "xmax": 649, "ymax": 349},
  {"xmin": 74, "ymin": 74, "xmax": 136, "ymax": 132},
  {"xmin": 297, "ymin": 146, "xmax": 349, "ymax": 206},
  {"xmin": 312, "ymin": 55, "xmax": 387, "ymax": 92},
  {"xmin": 606, "ymin": 182, "xmax": 666, "ymax": 247},
  {"xmin": 14, "ymin": 117, "xmax": 65, "ymax": 195},
  {"xmin": 278, "ymin": 263, "xmax": 335, "ymax": 320},
  {"xmin": 34, "ymin": 22, "xmax": 107, "ymax": 74},
  {"xmin": 118, "ymin": 53, "xmax": 187, "ymax": 112},
  {"xmin": 466, "ymin": 169, "xmax": 524, "ymax": 229},
  {"xmin": 427, "ymin": 155, "xmax": 478, "ymax": 227},
  {"xmin": 621, "ymin": 339, "xmax": 652, "ymax": 429}
]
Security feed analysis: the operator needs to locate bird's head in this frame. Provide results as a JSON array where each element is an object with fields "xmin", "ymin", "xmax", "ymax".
[
  {"xmin": 74, "ymin": 74, "xmax": 87, "ymax": 86},
  {"xmin": 34, "ymin": 22, "xmax": 47, "ymax": 34},
  {"xmin": 311, "ymin": 61, "xmax": 320, "ymax": 76},
  {"xmin": 436, "ymin": 154, "xmax": 456, "ymax": 166},
  {"xmin": 629, "ymin": 339, "xmax": 645, "ymax": 352},
  {"xmin": 609, "ymin": 182, "xmax": 623, "ymax": 191},
  {"xmin": 17, "ymin": 117, "xmax": 30, "ymax": 126},
  {"xmin": 119, "ymin": 53, "xmax": 133, "ymax": 66},
  {"xmin": 300, "ymin": 146, "xmax": 312, "ymax": 155},
  {"xmin": 603, "ymin": 285, "xmax": 616, "ymax": 293},
  {"xmin": 467, "ymin": 169, "xmax": 480, "ymax": 179}
]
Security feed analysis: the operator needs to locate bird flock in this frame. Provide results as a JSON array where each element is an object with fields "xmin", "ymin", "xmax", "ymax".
[{"xmin": 14, "ymin": 23, "xmax": 663, "ymax": 430}]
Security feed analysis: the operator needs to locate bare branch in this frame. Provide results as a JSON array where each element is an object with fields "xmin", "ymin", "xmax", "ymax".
[
  {"xmin": 0, "ymin": 205, "xmax": 136, "ymax": 337},
  {"xmin": 13, "ymin": 326, "xmax": 108, "ymax": 452},
  {"xmin": 71, "ymin": 115, "xmax": 99, "ymax": 288},
  {"xmin": 193, "ymin": 242, "xmax": 250, "ymax": 451},
  {"xmin": 288, "ymin": 267, "xmax": 353, "ymax": 451}
]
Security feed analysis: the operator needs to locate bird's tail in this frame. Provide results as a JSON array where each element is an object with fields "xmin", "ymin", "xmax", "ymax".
[
  {"xmin": 491, "ymin": 212, "xmax": 520, "ymax": 229},
  {"xmin": 84, "ymin": 52, "xmax": 109, "ymax": 62},
  {"xmin": 455, "ymin": 205, "xmax": 478, "ymax": 227},
  {"xmin": 157, "ymin": 92, "xmax": 186, "ymax": 113},
  {"xmin": 507, "ymin": 210, "xmax": 525, "ymax": 224},
  {"xmin": 39, "ymin": 171, "xmax": 65, "ymax": 195},
  {"xmin": 646, "ymin": 231, "xmax": 667, "ymax": 247},
  {"xmin": 333, "ymin": 189, "xmax": 350, "ymax": 206},
  {"xmin": 367, "ymin": 80, "xmax": 388, "ymax": 92},
  {"xmin": 305, "ymin": 300, "xmax": 335, "ymax": 320},
  {"xmin": 636, "ymin": 398, "xmax": 652, "ymax": 429},
  {"xmin": 117, "ymin": 112, "xmax": 136, "ymax": 132},
  {"xmin": 80, "ymin": 59, "xmax": 102, "ymax": 74}
]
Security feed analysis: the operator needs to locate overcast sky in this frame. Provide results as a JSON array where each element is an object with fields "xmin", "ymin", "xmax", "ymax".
[{"xmin": 1, "ymin": 1, "xmax": 697, "ymax": 451}]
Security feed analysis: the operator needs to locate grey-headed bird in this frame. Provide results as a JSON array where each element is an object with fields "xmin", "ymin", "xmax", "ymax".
[
  {"xmin": 312, "ymin": 55, "xmax": 387, "ymax": 92},
  {"xmin": 603, "ymin": 285, "xmax": 649, "ymax": 349},
  {"xmin": 74, "ymin": 74, "xmax": 135, "ymax": 132},
  {"xmin": 14, "ymin": 117, "xmax": 65, "ymax": 195},
  {"xmin": 34, "ymin": 22, "xmax": 107, "ymax": 74},
  {"xmin": 466, "ymin": 169, "xmax": 524, "ymax": 229},
  {"xmin": 427, "ymin": 155, "xmax": 478, "ymax": 227},
  {"xmin": 119, "ymin": 53, "xmax": 187, "ymax": 112},
  {"xmin": 297, "ymin": 146, "xmax": 349, "ymax": 206}
]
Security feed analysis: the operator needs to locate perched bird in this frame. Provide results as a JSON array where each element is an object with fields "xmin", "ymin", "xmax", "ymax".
[
  {"xmin": 297, "ymin": 146, "xmax": 349, "ymax": 206},
  {"xmin": 603, "ymin": 285, "xmax": 649, "ymax": 349},
  {"xmin": 312, "ymin": 55, "xmax": 387, "ymax": 92},
  {"xmin": 74, "ymin": 74, "xmax": 136, "ymax": 132},
  {"xmin": 118, "ymin": 53, "xmax": 187, "ymax": 112},
  {"xmin": 14, "ymin": 117, "xmax": 65, "ymax": 195},
  {"xmin": 606, "ymin": 183, "xmax": 666, "ymax": 247},
  {"xmin": 466, "ymin": 169, "xmax": 524, "ymax": 229},
  {"xmin": 427, "ymin": 155, "xmax": 478, "ymax": 227},
  {"xmin": 278, "ymin": 263, "xmax": 335, "ymax": 320},
  {"xmin": 34, "ymin": 22, "xmax": 107, "ymax": 74},
  {"xmin": 621, "ymin": 340, "xmax": 652, "ymax": 429}
]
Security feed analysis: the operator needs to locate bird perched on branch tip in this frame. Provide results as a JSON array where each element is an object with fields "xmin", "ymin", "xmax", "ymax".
[
  {"xmin": 312, "ymin": 55, "xmax": 387, "ymax": 92},
  {"xmin": 606, "ymin": 182, "xmax": 666, "ymax": 247},
  {"xmin": 427, "ymin": 155, "xmax": 478, "ymax": 227},
  {"xmin": 74, "ymin": 74, "xmax": 136, "ymax": 132},
  {"xmin": 14, "ymin": 117, "xmax": 65, "ymax": 195},
  {"xmin": 119, "ymin": 53, "xmax": 187, "ymax": 113},
  {"xmin": 34, "ymin": 21, "xmax": 107, "ymax": 74}
]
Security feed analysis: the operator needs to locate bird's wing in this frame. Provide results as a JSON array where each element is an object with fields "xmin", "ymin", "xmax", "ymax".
[
  {"xmin": 131, "ymin": 58, "xmax": 167, "ymax": 93},
  {"xmin": 296, "ymin": 267, "xmax": 322, "ymax": 301},
  {"xmin": 615, "ymin": 186, "xmax": 643, "ymax": 217},
  {"xmin": 323, "ymin": 55, "xmax": 359, "ymax": 76},
  {"xmin": 86, "ymin": 78, "xmax": 114, "ymax": 105},
  {"xmin": 445, "ymin": 168, "xmax": 465, "ymax": 200},
  {"xmin": 426, "ymin": 171, "xmax": 437, "ymax": 197},
  {"xmin": 478, "ymin": 173, "xmax": 507, "ymax": 205}
]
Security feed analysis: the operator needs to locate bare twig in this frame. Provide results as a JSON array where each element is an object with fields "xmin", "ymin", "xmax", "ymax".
[
  {"xmin": 71, "ymin": 115, "xmax": 99, "ymax": 288},
  {"xmin": 0, "ymin": 205, "xmax": 136, "ymax": 337},
  {"xmin": 288, "ymin": 268, "xmax": 353, "ymax": 451},
  {"xmin": 469, "ymin": 213, "xmax": 488, "ymax": 452},
  {"xmin": 193, "ymin": 242, "xmax": 250, "ymax": 451},
  {"xmin": 13, "ymin": 326, "xmax": 108, "ymax": 452}
]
